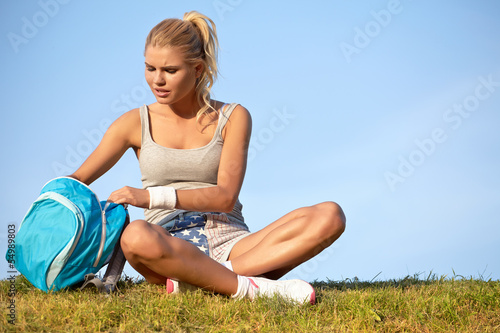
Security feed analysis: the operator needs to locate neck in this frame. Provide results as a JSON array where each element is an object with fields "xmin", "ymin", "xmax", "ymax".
[
  {"xmin": 170, "ymin": 100, "xmax": 200, "ymax": 119},
  {"xmin": 161, "ymin": 91, "xmax": 201, "ymax": 119}
]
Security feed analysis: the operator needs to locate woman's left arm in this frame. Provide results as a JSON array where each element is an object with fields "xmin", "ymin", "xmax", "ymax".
[{"xmin": 175, "ymin": 105, "xmax": 252, "ymax": 213}]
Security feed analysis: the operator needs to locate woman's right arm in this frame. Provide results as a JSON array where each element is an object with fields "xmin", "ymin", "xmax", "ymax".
[{"xmin": 69, "ymin": 109, "xmax": 141, "ymax": 185}]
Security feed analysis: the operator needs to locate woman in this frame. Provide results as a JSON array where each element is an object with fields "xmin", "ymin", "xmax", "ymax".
[{"xmin": 70, "ymin": 11, "xmax": 346, "ymax": 304}]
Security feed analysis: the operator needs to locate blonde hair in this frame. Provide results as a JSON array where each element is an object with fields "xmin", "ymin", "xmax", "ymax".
[{"xmin": 145, "ymin": 11, "xmax": 219, "ymax": 118}]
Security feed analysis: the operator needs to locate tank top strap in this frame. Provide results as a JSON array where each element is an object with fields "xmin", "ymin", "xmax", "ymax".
[
  {"xmin": 139, "ymin": 104, "xmax": 151, "ymax": 144},
  {"xmin": 215, "ymin": 103, "xmax": 238, "ymax": 138},
  {"xmin": 140, "ymin": 103, "xmax": 238, "ymax": 144}
]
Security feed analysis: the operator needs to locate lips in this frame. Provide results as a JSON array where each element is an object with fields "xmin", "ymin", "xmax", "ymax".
[{"xmin": 155, "ymin": 88, "xmax": 170, "ymax": 97}]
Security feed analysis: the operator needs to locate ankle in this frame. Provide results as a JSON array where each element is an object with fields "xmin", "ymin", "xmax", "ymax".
[{"xmin": 231, "ymin": 275, "xmax": 254, "ymax": 300}]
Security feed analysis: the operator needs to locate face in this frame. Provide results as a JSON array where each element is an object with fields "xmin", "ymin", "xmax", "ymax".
[{"xmin": 144, "ymin": 45, "xmax": 202, "ymax": 106}]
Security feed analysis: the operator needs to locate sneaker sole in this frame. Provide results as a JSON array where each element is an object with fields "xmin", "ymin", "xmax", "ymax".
[
  {"xmin": 166, "ymin": 278, "xmax": 177, "ymax": 294},
  {"xmin": 166, "ymin": 278, "xmax": 198, "ymax": 294},
  {"xmin": 309, "ymin": 285, "xmax": 316, "ymax": 305},
  {"xmin": 296, "ymin": 279, "xmax": 316, "ymax": 305}
]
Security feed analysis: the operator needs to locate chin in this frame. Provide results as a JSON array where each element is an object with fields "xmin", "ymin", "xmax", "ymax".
[
  {"xmin": 155, "ymin": 95, "xmax": 174, "ymax": 104},
  {"xmin": 156, "ymin": 99, "xmax": 171, "ymax": 105}
]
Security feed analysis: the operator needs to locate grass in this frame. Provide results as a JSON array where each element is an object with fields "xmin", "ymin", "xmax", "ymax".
[{"xmin": 1, "ymin": 273, "xmax": 499, "ymax": 332}]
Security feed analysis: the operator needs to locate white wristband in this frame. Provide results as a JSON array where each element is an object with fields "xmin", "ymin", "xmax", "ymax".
[{"xmin": 148, "ymin": 186, "xmax": 177, "ymax": 210}]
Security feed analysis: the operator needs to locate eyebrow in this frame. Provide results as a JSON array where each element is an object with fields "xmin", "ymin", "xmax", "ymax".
[{"xmin": 144, "ymin": 62, "xmax": 180, "ymax": 70}]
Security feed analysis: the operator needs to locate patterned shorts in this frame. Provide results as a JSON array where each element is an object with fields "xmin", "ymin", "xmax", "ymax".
[{"xmin": 160, "ymin": 211, "xmax": 251, "ymax": 262}]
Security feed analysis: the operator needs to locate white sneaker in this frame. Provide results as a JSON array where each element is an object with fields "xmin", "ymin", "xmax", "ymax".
[
  {"xmin": 166, "ymin": 278, "xmax": 198, "ymax": 294},
  {"xmin": 247, "ymin": 277, "xmax": 316, "ymax": 305}
]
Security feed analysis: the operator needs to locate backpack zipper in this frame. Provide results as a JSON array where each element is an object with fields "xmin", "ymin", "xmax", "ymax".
[{"xmin": 93, "ymin": 207, "xmax": 107, "ymax": 267}]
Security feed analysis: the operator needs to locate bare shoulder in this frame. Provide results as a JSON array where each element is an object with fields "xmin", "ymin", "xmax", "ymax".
[
  {"xmin": 222, "ymin": 104, "xmax": 252, "ymax": 140},
  {"xmin": 225, "ymin": 104, "xmax": 251, "ymax": 123},
  {"xmin": 115, "ymin": 107, "xmax": 141, "ymax": 124},
  {"xmin": 107, "ymin": 107, "xmax": 142, "ymax": 148},
  {"xmin": 214, "ymin": 100, "xmax": 250, "ymax": 117}
]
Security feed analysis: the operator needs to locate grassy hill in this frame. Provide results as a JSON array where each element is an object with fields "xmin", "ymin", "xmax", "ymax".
[{"xmin": 1, "ymin": 274, "xmax": 499, "ymax": 332}]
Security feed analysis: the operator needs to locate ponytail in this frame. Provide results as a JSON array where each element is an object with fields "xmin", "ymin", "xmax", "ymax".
[{"xmin": 145, "ymin": 11, "xmax": 220, "ymax": 118}]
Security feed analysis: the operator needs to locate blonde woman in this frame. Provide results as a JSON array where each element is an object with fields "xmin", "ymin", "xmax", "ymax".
[{"xmin": 70, "ymin": 11, "xmax": 346, "ymax": 304}]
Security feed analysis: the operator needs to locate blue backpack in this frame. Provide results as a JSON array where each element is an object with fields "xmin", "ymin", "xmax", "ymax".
[{"xmin": 7, "ymin": 177, "xmax": 129, "ymax": 292}]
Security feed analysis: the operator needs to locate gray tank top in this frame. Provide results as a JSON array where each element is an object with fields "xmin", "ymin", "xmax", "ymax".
[{"xmin": 139, "ymin": 103, "xmax": 246, "ymax": 226}]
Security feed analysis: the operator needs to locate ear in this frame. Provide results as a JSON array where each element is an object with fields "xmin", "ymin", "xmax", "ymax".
[{"xmin": 194, "ymin": 62, "xmax": 204, "ymax": 78}]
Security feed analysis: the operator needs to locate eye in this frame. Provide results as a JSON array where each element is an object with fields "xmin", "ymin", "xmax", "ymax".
[
  {"xmin": 146, "ymin": 66, "xmax": 155, "ymax": 72},
  {"xmin": 166, "ymin": 69, "xmax": 177, "ymax": 74}
]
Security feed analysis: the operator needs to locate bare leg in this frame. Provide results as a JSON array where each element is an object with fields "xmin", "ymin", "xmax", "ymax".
[
  {"xmin": 120, "ymin": 220, "xmax": 238, "ymax": 295},
  {"xmin": 228, "ymin": 201, "xmax": 346, "ymax": 279}
]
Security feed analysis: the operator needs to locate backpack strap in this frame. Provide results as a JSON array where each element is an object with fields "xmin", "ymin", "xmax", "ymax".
[
  {"xmin": 81, "ymin": 273, "xmax": 107, "ymax": 293},
  {"xmin": 80, "ymin": 213, "xmax": 130, "ymax": 293},
  {"xmin": 101, "ymin": 239, "xmax": 127, "ymax": 293}
]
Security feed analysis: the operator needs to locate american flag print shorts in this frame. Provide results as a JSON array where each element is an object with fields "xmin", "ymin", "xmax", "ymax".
[{"xmin": 163, "ymin": 212, "xmax": 251, "ymax": 262}]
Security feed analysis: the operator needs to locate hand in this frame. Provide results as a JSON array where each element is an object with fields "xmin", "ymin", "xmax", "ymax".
[{"xmin": 108, "ymin": 186, "xmax": 150, "ymax": 208}]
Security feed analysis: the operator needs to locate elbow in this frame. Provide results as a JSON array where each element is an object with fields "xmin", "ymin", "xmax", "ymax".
[
  {"xmin": 220, "ymin": 194, "xmax": 238, "ymax": 213},
  {"xmin": 197, "ymin": 187, "xmax": 237, "ymax": 213}
]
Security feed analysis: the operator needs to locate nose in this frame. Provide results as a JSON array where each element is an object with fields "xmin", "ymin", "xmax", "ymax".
[{"xmin": 153, "ymin": 71, "xmax": 165, "ymax": 85}]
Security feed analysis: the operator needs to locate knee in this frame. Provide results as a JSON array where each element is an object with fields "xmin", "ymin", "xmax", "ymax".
[
  {"xmin": 120, "ymin": 220, "xmax": 165, "ymax": 260},
  {"xmin": 310, "ymin": 201, "xmax": 346, "ymax": 240},
  {"xmin": 120, "ymin": 220, "xmax": 147, "ymax": 256}
]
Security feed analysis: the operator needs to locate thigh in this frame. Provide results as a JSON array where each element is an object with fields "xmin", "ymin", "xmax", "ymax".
[
  {"xmin": 121, "ymin": 219, "xmax": 173, "ymax": 252},
  {"xmin": 123, "ymin": 219, "xmax": 172, "ymax": 238},
  {"xmin": 228, "ymin": 206, "xmax": 311, "ymax": 260}
]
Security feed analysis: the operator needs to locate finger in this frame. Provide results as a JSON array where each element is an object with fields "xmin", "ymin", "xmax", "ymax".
[
  {"xmin": 111, "ymin": 197, "xmax": 129, "ymax": 205},
  {"xmin": 107, "ymin": 193, "xmax": 123, "ymax": 204}
]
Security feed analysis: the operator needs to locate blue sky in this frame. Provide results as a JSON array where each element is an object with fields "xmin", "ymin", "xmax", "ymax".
[{"xmin": 1, "ymin": 0, "xmax": 499, "ymax": 283}]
